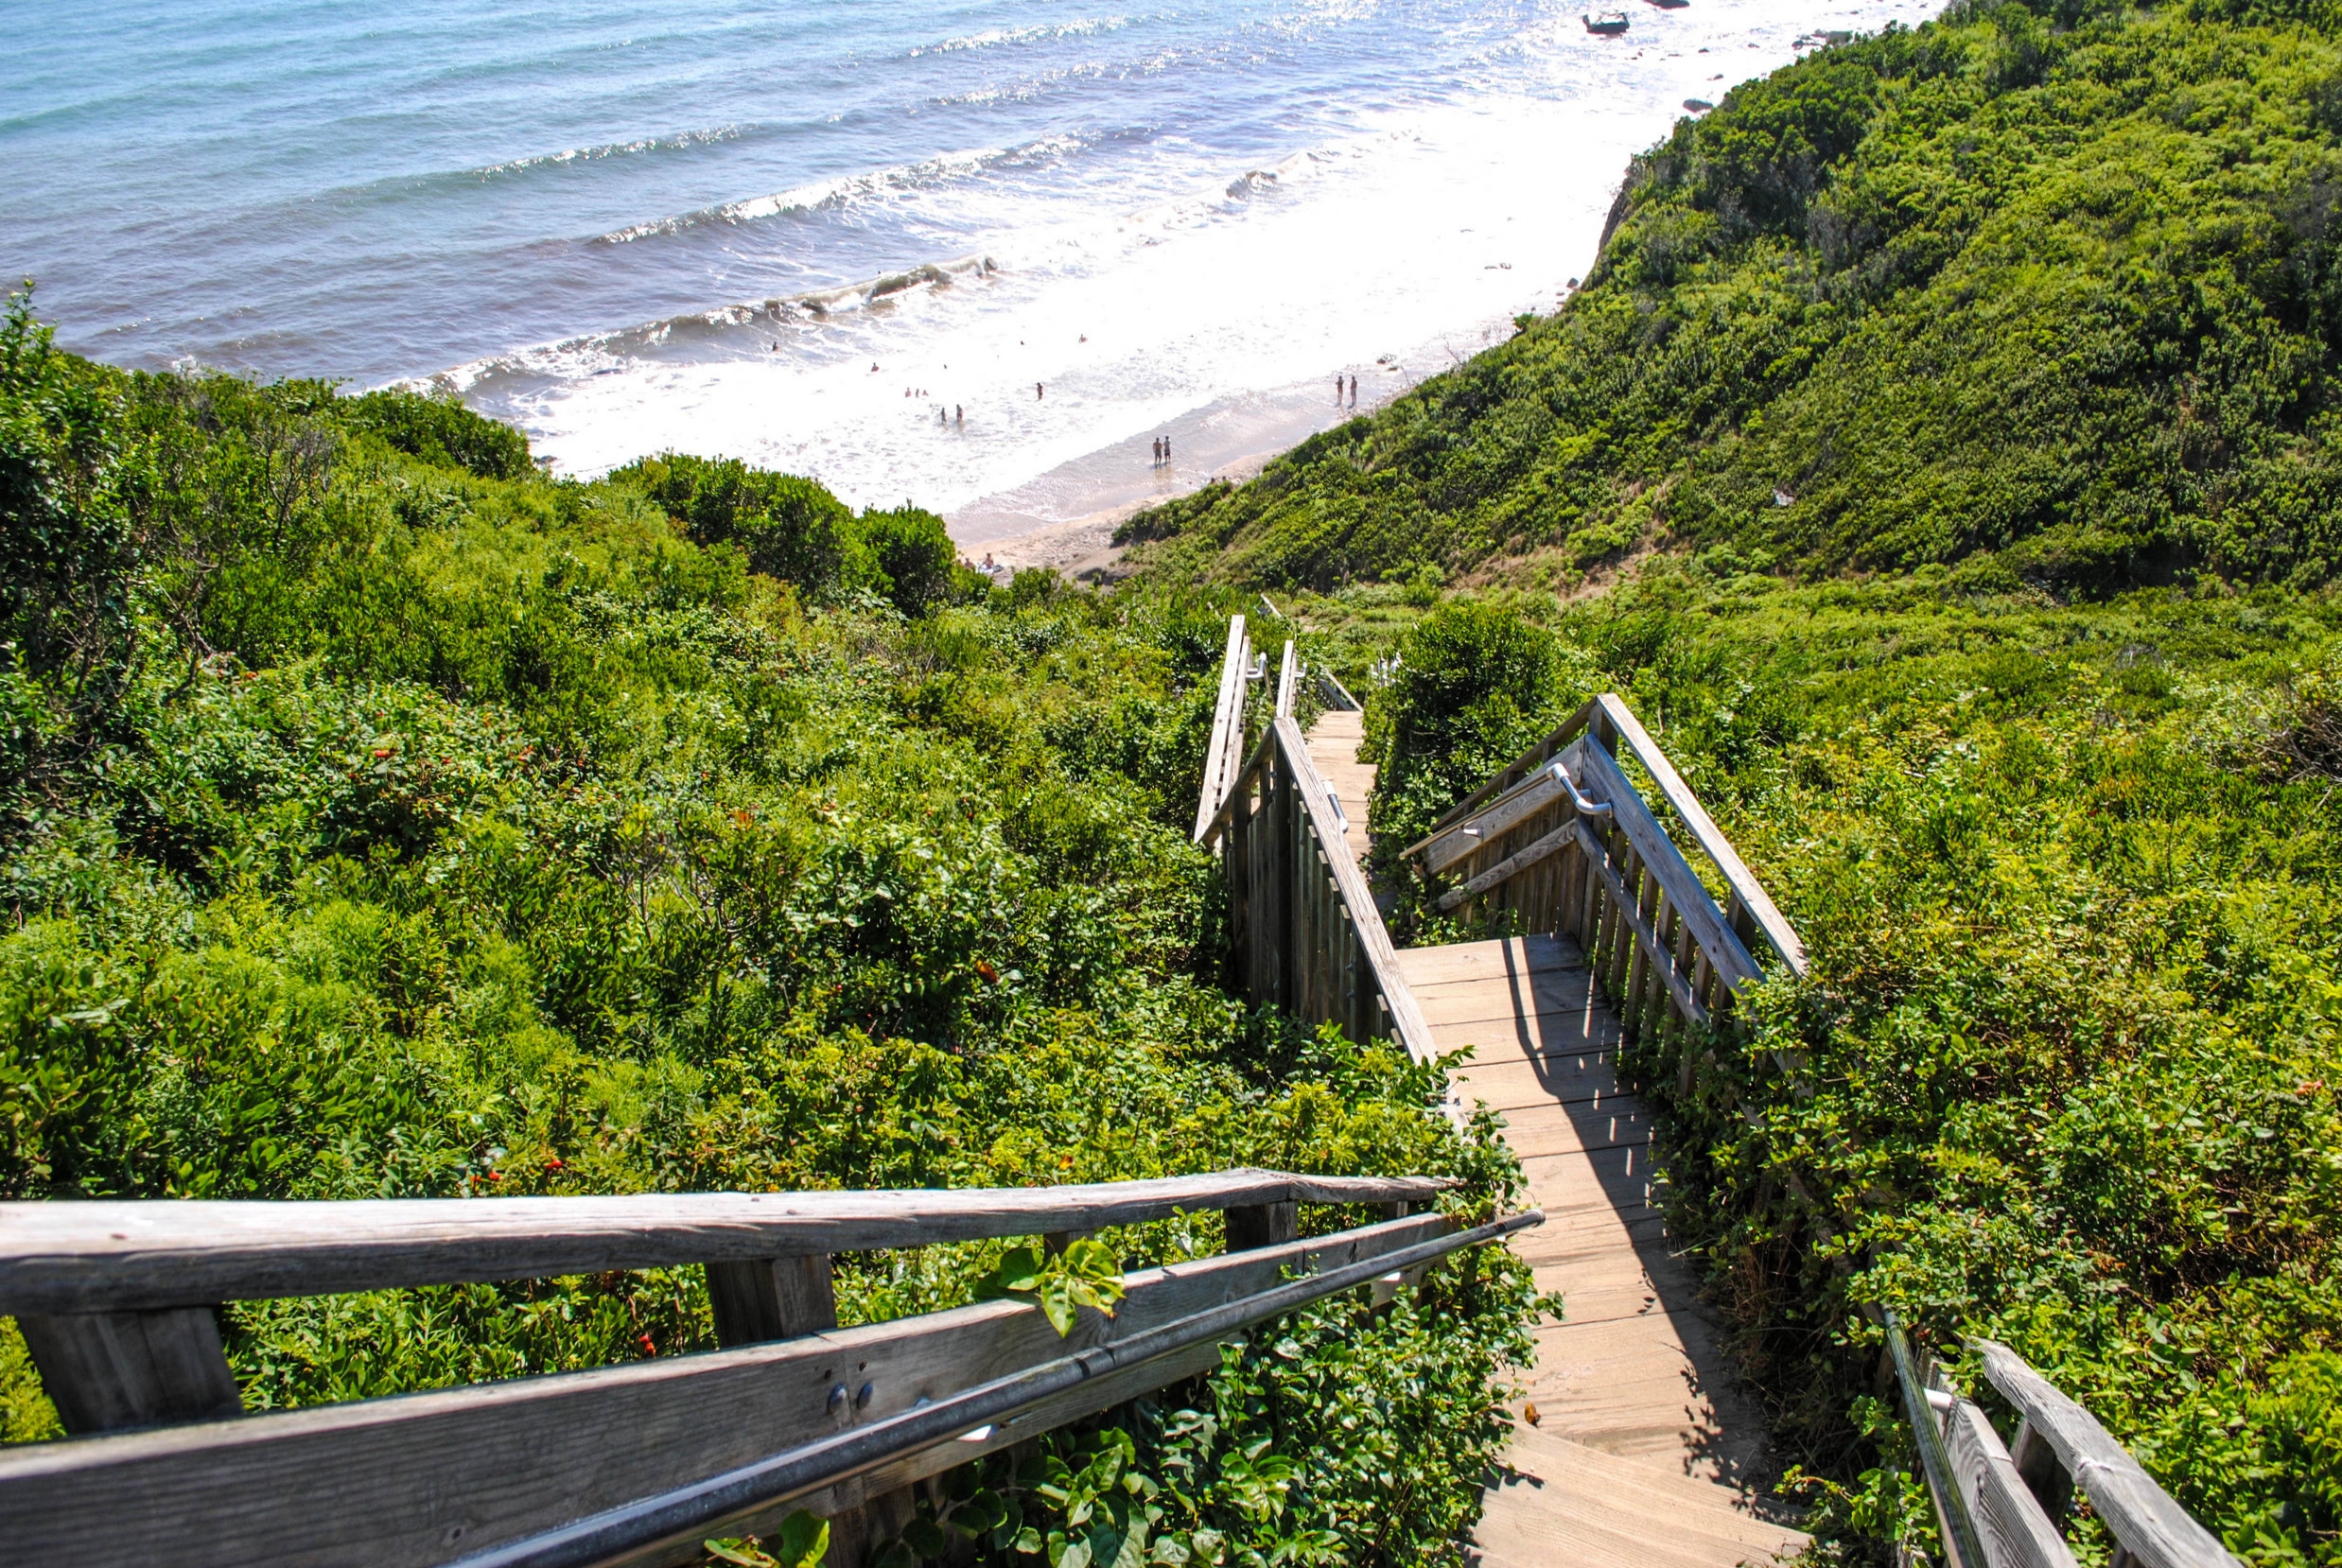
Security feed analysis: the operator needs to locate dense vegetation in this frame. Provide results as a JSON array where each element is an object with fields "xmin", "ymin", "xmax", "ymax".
[
  {"xmin": 1096, "ymin": 9, "xmax": 2342, "ymax": 1555},
  {"xmin": 1316, "ymin": 568, "xmax": 2342, "ymax": 1564},
  {"xmin": 0, "ymin": 289, "xmax": 1541, "ymax": 1567},
  {"xmin": 1124, "ymin": 0, "xmax": 2342, "ymax": 597}
]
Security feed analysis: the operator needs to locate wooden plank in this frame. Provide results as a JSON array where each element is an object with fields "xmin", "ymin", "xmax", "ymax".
[
  {"xmin": 1437, "ymin": 822, "xmax": 1578, "ymax": 910},
  {"xmin": 1422, "ymin": 769, "xmax": 1570, "ymax": 875},
  {"xmin": 1596, "ymin": 696, "xmax": 1806, "ymax": 979},
  {"xmin": 15, "ymin": 1308, "xmax": 243, "ymax": 1436},
  {"xmin": 1275, "ymin": 640, "xmax": 1298, "ymax": 719},
  {"xmin": 0, "ymin": 1170, "xmax": 1447, "ymax": 1315},
  {"xmin": 707, "ymin": 1256, "xmax": 837, "ymax": 1348},
  {"xmin": 1192, "ymin": 615, "xmax": 1249, "ymax": 842},
  {"xmin": 1974, "ymin": 1341, "xmax": 2243, "ymax": 1568},
  {"xmin": 1572, "ymin": 740, "xmax": 1761, "ymax": 994},
  {"xmin": 1942, "ymin": 1396, "xmax": 2077, "ymax": 1568},
  {"xmin": 0, "ymin": 1214, "xmax": 1457, "ymax": 1568},
  {"xmin": 1271, "ymin": 718, "xmax": 1441, "ymax": 1067}
]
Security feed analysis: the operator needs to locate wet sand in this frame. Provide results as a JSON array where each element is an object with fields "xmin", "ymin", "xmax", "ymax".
[{"xmin": 947, "ymin": 354, "xmax": 1438, "ymax": 575}]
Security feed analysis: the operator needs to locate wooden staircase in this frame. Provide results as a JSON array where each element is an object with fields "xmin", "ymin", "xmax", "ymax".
[
  {"xmin": 1310, "ymin": 720, "xmax": 1807, "ymax": 1567},
  {"xmin": 1198, "ymin": 618, "xmax": 2246, "ymax": 1568}
]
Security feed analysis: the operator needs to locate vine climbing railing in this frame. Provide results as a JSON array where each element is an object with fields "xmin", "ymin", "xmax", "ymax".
[{"xmin": 0, "ymin": 1169, "xmax": 1536, "ymax": 1568}]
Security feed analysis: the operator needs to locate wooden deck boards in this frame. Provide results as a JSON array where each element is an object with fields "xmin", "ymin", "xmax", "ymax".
[
  {"xmin": 1301, "ymin": 710, "xmax": 1804, "ymax": 1568},
  {"xmin": 1302, "ymin": 709, "xmax": 1376, "ymax": 867}
]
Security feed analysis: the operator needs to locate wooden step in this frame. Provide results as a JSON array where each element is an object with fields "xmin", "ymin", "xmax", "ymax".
[{"xmin": 1389, "ymin": 933, "xmax": 1799, "ymax": 1565}]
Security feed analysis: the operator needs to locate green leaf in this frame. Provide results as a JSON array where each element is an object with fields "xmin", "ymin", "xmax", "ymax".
[{"xmin": 774, "ymin": 1512, "xmax": 830, "ymax": 1568}]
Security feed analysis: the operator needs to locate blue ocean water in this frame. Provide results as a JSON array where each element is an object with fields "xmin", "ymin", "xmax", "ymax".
[{"xmin": 2, "ymin": 0, "xmax": 1937, "ymax": 528}]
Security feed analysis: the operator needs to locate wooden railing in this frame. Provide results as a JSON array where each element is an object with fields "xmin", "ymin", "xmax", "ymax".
[
  {"xmin": 1189, "ymin": 617, "xmax": 1430, "ymax": 1069},
  {"xmin": 1403, "ymin": 693, "xmax": 1801, "ymax": 1070},
  {"xmin": 1199, "ymin": 717, "xmax": 1440, "ymax": 1070},
  {"xmin": 1883, "ymin": 1314, "xmax": 2242, "ymax": 1568},
  {"xmin": 1413, "ymin": 693, "xmax": 1804, "ymax": 977},
  {"xmin": 0, "ymin": 1169, "xmax": 1536, "ymax": 1567},
  {"xmin": 1192, "ymin": 613, "xmax": 1260, "ymax": 841}
]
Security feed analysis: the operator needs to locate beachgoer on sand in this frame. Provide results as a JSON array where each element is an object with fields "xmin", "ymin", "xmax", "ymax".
[
  {"xmin": 955, "ymin": 405, "xmax": 963, "ymax": 425},
  {"xmin": 1036, "ymin": 382, "xmax": 1044, "ymax": 399}
]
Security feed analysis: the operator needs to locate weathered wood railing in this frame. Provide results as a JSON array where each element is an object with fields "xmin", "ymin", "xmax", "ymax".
[
  {"xmin": 1189, "ymin": 618, "xmax": 1431, "ymax": 1069},
  {"xmin": 1192, "ymin": 614, "xmax": 1261, "ymax": 841},
  {"xmin": 0, "ymin": 1169, "xmax": 1535, "ymax": 1568},
  {"xmin": 1404, "ymin": 693, "xmax": 1802, "ymax": 1067},
  {"xmin": 1883, "ymin": 1313, "xmax": 2242, "ymax": 1568},
  {"xmin": 1198, "ymin": 716, "xmax": 1440, "ymax": 1069}
]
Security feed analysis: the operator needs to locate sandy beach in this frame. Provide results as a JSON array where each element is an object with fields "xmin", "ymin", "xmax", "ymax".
[{"xmin": 948, "ymin": 355, "xmax": 1434, "ymax": 579}]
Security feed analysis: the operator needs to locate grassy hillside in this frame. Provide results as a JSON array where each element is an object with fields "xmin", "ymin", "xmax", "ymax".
[
  {"xmin": 0, "ymin": 293, "xmax": 1540, "ymax": 1567},
  {"xmin": 1125, "ymin": 0, "xmax": 2342, "ymax": 596}
]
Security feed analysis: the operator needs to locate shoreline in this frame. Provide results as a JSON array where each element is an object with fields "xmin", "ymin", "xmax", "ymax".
[{"xmin": 947, "ymin": 342, "xmax": 1457, "ymax": 578}]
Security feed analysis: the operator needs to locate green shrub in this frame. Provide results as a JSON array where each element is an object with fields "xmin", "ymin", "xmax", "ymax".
[
  {"xmin": 341, "ymin": 387, "xmax": 531, "ymax": 480},
  {"xmin": 0, "ymin": 322, "xmax": 1540, "ymax": 1565},
  {"xmin": 1362, "ymin": 601, "xmax": 1597, "ymax": 849}
]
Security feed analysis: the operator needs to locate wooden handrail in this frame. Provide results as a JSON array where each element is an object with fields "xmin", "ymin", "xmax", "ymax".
[
  {"xmin": 0, "ymin": 1170, "xmax": 1447, "ymax": 1315},
  {"xmin": 1407, "ymin": 697, "xmax": 1599, "ymax": 854},
  {"xmin": 1405, "ymin": 694, "xmax": 1804, "ymax": 977},
  {"xmin": 1202, "ymin": 716, "xmax": 1442, "ymax": 1077},
  {"xmin": 1274, "ymin": 717, "xmax": 1440, "ymax": 1065},
  {"xmin": 1315, "ymin": 666, "xmax": 1361, "ymax": 711},
  {"xmin": 1975, "ymin": 1341, "xmax": 2243, "ymax": 1568},
  {"xmin": 1594, "ymin": 696, "xmax": 1805, "ymax": 977},
  {"xmin": 1402, "ymin": 697, "xmax": 1795, "ymax": 1070},
  {"xmin": 0, "ymin": 1209, "xmax": 1525, "ymax": 1568},
  {"xmin": 1192, "ymin": 614, "xmax": 1252, "ymax": 842}
]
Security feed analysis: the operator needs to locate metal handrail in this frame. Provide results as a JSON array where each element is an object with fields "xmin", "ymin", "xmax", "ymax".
[
  {"xmin": 1885, "ymin": 1309, "xmax": 1991, "ymax": 1568},
  {"xmin": 457, "ymin": 1210, "xmax": 1544, "ymax": 1568}
]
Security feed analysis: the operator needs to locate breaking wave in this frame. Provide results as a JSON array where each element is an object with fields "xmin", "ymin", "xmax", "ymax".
[{"xmin": 596, "ymin": 136, "xmax": 1088, "ymax": 244}]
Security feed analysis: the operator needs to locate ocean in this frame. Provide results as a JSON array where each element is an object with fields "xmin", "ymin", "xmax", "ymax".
[{"xmin": 3, "ymin": 0, "xmax": 1939, "ymax": 540}]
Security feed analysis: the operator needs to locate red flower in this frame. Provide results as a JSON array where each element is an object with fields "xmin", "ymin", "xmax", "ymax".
[{"xmin": 637, "ymin": 1334, "xmax": 657, "ymax": 1357}]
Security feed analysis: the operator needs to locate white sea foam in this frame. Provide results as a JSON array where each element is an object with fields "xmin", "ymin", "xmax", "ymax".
[{"xmin": 485, "ymin": 0, "xmax": 1942, "ymax": 535}]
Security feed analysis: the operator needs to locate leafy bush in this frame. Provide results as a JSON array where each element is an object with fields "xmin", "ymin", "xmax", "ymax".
[
  {"xmin": 1489, "ymin": 570, "xmax": 2342, "ymax": 1565},
  {"xmin": 341, "ymin": 387, "xmax": 532, "ymax": 480},
  {"xmin": 1361, "ymin": 600, "xmax": 1598, "ymax": 849},
  {"xmin": 0, "ymin": 315, "xmax": 1540, "ymax": 1566},
  {"xmin": 1126, "ymin": 0, "xmax": 2342, "ymax": 595}
]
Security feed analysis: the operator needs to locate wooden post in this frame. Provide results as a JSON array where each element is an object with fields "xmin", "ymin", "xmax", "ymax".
[
  {"xmin": 16, "ymin": 1307, "xmax": 244, "ymax": 1435},
  {"xmin": 1225, "ymin": 1203, "xmax": 1299, "ymax": 1252},
  {"xmin": 706, "ymin": 1254, "xmax": 838, "ymax": 1348},
  {"xmin": 2009, "ymin": 1419, "xmax": 2074, "ymax": 1521}
]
